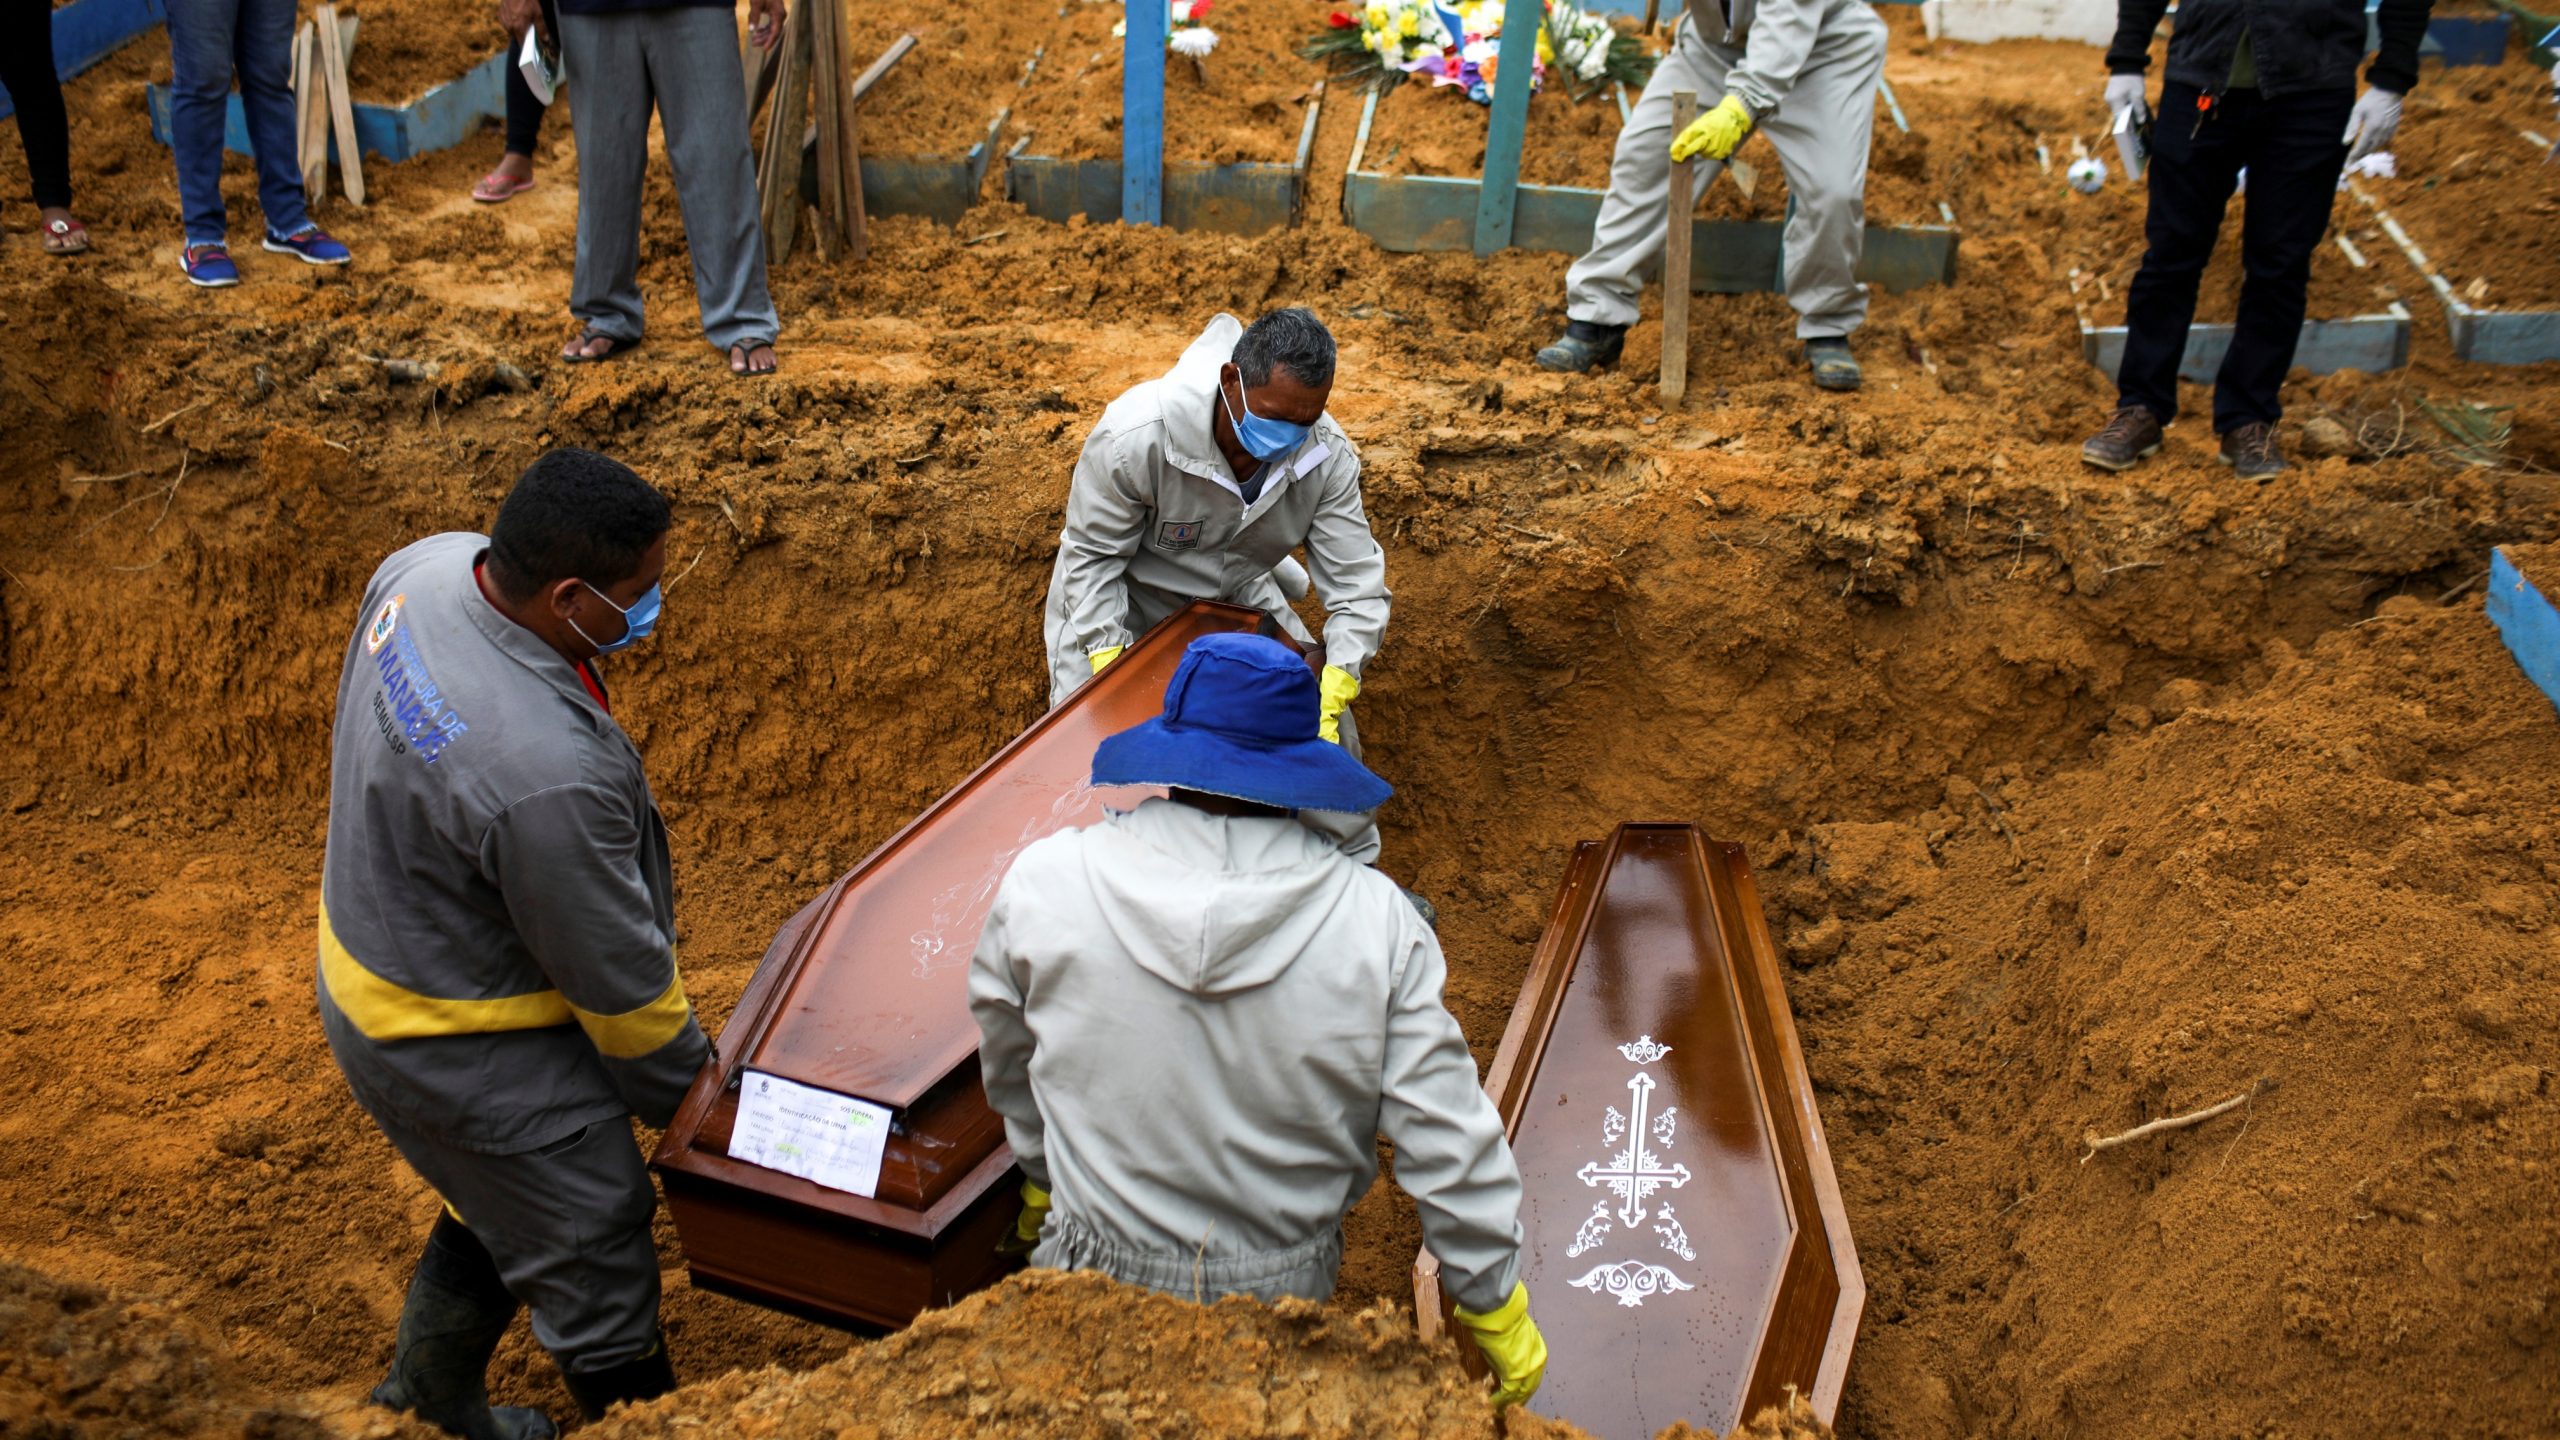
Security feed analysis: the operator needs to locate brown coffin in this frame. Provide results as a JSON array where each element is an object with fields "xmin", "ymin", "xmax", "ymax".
[
  {"xmin": 1415, "ymin": 824, "xmax": 1863, "ymax": 1436},
  {"xmin": 651, "ymin": 600, "xmax": 1269, "ymax": 1330}
]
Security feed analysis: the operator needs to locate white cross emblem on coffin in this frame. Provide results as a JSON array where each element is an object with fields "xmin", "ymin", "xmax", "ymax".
[{"xmin": 1413, "ymin": 824, "xmax": 1863, "ymax": 1438}]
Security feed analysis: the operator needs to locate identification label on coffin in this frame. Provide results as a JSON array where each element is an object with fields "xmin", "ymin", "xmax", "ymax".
[{"xmin": 728, "ymin": 1072, "xmax": 892, "ymax": 1199}]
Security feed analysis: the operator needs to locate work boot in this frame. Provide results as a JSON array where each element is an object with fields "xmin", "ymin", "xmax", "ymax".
[
  {"xmin": 1805, "ymin": 337, "xmax": 1862, "ymax": 392},
  {"xmin": 372, "ymin": 1215, "xmax": 558, "ymax": 1440},
  {"xmin": 2218, "ymin": 420, "xmax": 2287, "ymax": 480},
  {"xmin": 1534, "ymin": 320, "xmax": 1626, "ymax": 372},
  {"xmin": 560, "ymin": 1334, "xmax": 678, "ymax": 1422},
  {"xmin": 2079, "ymin": 404, "xmax": 2164, "ymax": 472}
]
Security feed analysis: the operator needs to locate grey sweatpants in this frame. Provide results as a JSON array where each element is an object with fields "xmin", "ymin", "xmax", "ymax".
[
  {"xmin": 1565, "ymin": 6, "xmax": 1887, "ymax": 339},
  {"xmin": 560, "ymin": 6, "xmax": 779, "ymax": 351},
  {"xmin": 377, "ymin": 1114, "xmax": 663, "ymax": 1373}
]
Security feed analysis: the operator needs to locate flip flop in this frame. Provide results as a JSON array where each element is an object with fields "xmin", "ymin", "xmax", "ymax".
[
  {"xmin": 471, "ymin": 172, "xmax": 535, "ymax": 203},
  {"xmin": 728, "ymin": 339, "xmax": 777, "ymax": 377},
  {"xmin": 41, "ymin": 218, "xmax": 90, "ymax": 256},
  {"xmin": 562, "ymin": 329, "xmax": 638, "ymax": 363}
]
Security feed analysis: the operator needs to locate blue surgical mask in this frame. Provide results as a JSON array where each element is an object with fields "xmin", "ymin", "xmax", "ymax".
[
  {"xmin": 569, "ymin": 580, "xmax": 662, "ymax": 656},
  {"xmin": 1222, "ymin": 375, "xmax": 1314, "ymax": 462}
]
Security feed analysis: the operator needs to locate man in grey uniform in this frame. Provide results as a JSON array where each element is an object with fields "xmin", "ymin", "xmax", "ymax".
[
  {"xmin": 1044, "ymin": 306, "xmax": 1391, "ymax": 863},
  {"xmin": 319, "ymin": 448, "xmax": 706, "ymax": 1439},
  {"xmin": 972, "ymin": 633, "xmax": 1548, "ymax": 1409},
  {"xmin": 1533, "ymin": 0, "xmax": 1887, "ymax": 391}
]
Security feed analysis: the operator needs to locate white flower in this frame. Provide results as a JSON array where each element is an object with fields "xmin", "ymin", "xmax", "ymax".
[{"xmin": 1170, "ymin": 24, "xmax": 1218, "ymax": 54}]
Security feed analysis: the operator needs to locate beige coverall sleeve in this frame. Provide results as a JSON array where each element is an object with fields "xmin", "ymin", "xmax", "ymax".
[
  {"xmin": 1725, "ymin": 0, "xmax": 1825, "ymax": 115},
  {"xmin": 1056, "ymin": 424, "xmax": 1150, "ymax": 662},
  {"xmin": 1301, "ymin": 450, "xmax": 1392, "ymax": 680},
  {"xmin": 967, "ymin": 887, "xmax": 1048, "ymax": 1189},
  {"xmin": 1378, "ymin": 922, "xmax": 1525, "ymax": 1314}
]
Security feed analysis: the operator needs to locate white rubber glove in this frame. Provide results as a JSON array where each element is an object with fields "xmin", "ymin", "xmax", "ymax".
[
  {"xmin": 2343, "ymin": 88, "xmax": 2403, "ymax": 167},
  {"xmin": 2105, "ymin": 73, "xmax": 2149, "ymax": 178}
]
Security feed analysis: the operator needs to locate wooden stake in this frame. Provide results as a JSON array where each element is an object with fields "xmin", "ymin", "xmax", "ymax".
[
  {"xmin": 1659, "ymin": 90, "xmax": 1696, "ymax": 405},
  {"xmin": 315, "ymin": 3, "xmax": 364, "ymax": 205},
  {"xmin": 292, "ymin": 23, "xmax": 324, "ymax": 198},
  {"xmin": 848, "ymin": 32, "xmax": 918, "ymax": 104},
  {"xmin": 756, "ymin": 0, "xmax": 813, "ymax": 263},
  {"xmin": 809, "ymin": 0, "xmax": 845, "ymax": 260}
]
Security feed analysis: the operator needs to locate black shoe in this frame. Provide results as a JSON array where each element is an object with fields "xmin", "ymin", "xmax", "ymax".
[
  {"xmin": 1805, "ymin": 337, "xmax": 1862, "ymax": 391},
  {"xmin": 2080, "ymin": 405, "xmax": 2164, "ymax": 472},
  {"xmin": 561, "ymin": 1335, "xmax": 678, "ymax": 1422},
  {"xmin": 1534, "ymin": 320, "xmax": 1626, "ymax": 372},
  {"xmin": 2217, "ymin": 420, "xmax": 2287, "ymax": 480},
  {"xmin": 372, "ymin": 1215, "xmax": 558, "ymax": 1440}
]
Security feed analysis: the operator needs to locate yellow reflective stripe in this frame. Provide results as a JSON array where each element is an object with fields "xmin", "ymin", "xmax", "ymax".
[
  {"xmin": 318, "ymin": 901, "xmax": 573, "ymax": 1041},
  {"xmin": 567, "ymin": 971, "xmax": 694, "ymax": 1060}
]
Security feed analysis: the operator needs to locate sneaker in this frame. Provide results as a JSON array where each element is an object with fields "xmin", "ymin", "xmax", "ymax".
[
  {"xmin": 1534, "ymin": 320, "xmax": 1626, "ymax": 373},
  {"xmin": 2080, "ymin": 404, "xmax": 2164, "ymax": 471},
  {"xmin": 263, "ymin": 225, "xmax": 352, "ymax": 266},
  {"xmin": 179, "ymin": 243, "xmax": 240, "ymax": 288},
  {"xmin": 2218, "ymin": 421, "xmax": 2287, "ymax": 480},
  {"xmin": 1805, "ymin": 337, "xmax": 1862, "ymax": 392}
]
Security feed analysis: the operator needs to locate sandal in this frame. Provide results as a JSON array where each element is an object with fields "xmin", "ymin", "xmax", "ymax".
[
  {"xmin": 472, "ymin": 171, "xmax": 535, "ymax": 204},
  {"xmin": 728, "ymin": 339, "xmax": 777, "ymax": 377},
  {"xmin": 562, "ymin": 329, "xmax": 638, "ymax": 363},
  {"xmin": 42, "ymin": 217, "xmax": 90, "ymax": 256}
]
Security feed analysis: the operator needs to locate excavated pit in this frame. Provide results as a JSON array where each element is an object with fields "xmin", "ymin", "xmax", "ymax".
[{"xmin": 3, "ymin": 12, "xmax": 2558, "ymax": 1440}]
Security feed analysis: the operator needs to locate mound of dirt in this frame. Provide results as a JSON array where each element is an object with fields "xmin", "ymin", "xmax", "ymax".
[{"xmin": 1761, "ymin": 598, "xmax": 2560, "ymax": 1437}]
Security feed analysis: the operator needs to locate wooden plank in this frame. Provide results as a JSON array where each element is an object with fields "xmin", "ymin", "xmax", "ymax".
[
  {"xmin": 1122, "ymin": 0, "xmax": 1167, "ymax": 225},
  {"xmin": 2487, "ymin": 546, "xmax": 2560, "ymax": 719},
  {"xmin": 1008, "ymin": 156, "xmax": 1298, "ymax": 236},
  {"xmin": 758, "ymin": 0, "xmax": 814, "ymax": 264},
  {"xmin": 746, "ymin": 29, "xmax": 784, "ymax": 122},
  {"xmin": 825, "ymin": 0, "xmax": 869, "ymax": 260},
  {"xmin": 1660, "ymin": 91, "xmax": 1697, "ymax": 404},
  {"xmin": 850, "ymin": 32, "xmax": 919, "ymax": 104},
  {"xmin": 315, "ymin": 2, "xmax": 364, "ymax": 205},
  {"xmin": 2078, "ymin": 305, "xmax": 2413, "ymax": 382},
  {"xmin": 293, "ymin": 22, "xmax": 325, "ymax": 197},
  {"xmin": 809, "ymin": 0, "xmax": 846, "ymax": 261},
  {"xmin": 1471, "ymin": 0, "xmax": 1543, "ymax": 255}
]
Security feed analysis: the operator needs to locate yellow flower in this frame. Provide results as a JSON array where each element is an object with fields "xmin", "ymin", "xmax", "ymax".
[
  {"xmin": 1365, "ymin": 2, "xmax": 1388, "ymax": 23},
  {"xmin": 1398, "ymin": 9, "xmax": 1419, "ymax": 36}
]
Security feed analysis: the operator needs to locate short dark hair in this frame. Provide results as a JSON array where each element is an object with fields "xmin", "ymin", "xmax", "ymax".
[
  {"xmin": 486, "ymin": 448, "xmax": 670, "ymax": 603},
  {"xmin": 1233, "ymin": 307, "xmax": 1336, "ymax": 390}
]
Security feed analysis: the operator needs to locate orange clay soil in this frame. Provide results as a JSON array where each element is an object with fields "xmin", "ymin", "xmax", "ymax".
[
  {"xmin": 3, "ymin": 20, "xmax": 2560, "ymax": 1440},
  {"xmin": 2356, "ymin": 62, "xmax": 2560, "ymax": 311},
  {"xmin": 1010, "ymin": 0, "xmax": 1325, "ymax": 165}
]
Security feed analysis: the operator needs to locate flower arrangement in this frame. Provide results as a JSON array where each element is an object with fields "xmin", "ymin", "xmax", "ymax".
[
  {"xmin": 1302, "ymin": 0, "xmax": 1652, "ymax": 104},
  {"xmin": 1112, "ymin": 0, "xmax": 1219, "ymax": 58}
]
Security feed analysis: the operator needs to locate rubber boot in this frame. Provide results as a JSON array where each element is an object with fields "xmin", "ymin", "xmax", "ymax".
[
  {"xmin": 371, "ymin": 1214, "xmax": 558, "ymax": 1440},
  {"xmin": 1534, "ymin": 320, "xmax": 1627, "ymax": 372},
  {"xmin": 560, "ymin": 1334, "xmax": 678, "ymax": 1422}
]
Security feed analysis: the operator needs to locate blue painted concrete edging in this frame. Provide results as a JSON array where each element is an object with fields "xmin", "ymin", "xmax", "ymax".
[
  {"xmin": 2487, "ymin": 546, "xmax": 2560, "ymax": 720},
  {"xmin": 145, "ymin": 49, "xmax": 506, "ymax": 165},
  {"xmin": 2, "ymin": 0, "xmax": 167, "ymax": 123}
]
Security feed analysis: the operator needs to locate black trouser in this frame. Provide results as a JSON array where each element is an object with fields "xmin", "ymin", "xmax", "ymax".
[
  {"xmin": 1, "ymin": 0, "xmax": 74, "ymax": 209},
  {"xmin": 2116, "ymin": 81, "xmax": 2354, "ymax": 435},
  {"xmin": 501, "ymin": 0, "xmax": 561, "ymax": 157}
]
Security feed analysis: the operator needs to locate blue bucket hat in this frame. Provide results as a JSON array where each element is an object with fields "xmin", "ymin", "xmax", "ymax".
[{"xmin": 1092, "ymin": 632, "xmax": 1393, "ymax": 814}]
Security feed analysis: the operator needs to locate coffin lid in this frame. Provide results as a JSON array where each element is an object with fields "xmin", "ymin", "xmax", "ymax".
[{"xmin": 1416, "ymin": 824, "xmax": 1863, "ymax": 1438}]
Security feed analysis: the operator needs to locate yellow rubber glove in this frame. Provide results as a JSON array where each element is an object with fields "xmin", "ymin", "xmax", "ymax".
[
  {"xmin": 998, "ymin": 1180, "xmax": 1049, "ymax": 1258},
  {"xmin": 1317, "ymin": 665, "xmax": 1360, "ymax": 745},
  {"xmin": 1087, "ymin": 646, "xmax": 1125, "ymax": 675},
  {"xmin": 1452, "ymin": 1281, "xmax": 1547, "ymax": 1410},
  {"xmin": 1670, "ymin": 94, "xmax": 1754, "ymax": 163}
]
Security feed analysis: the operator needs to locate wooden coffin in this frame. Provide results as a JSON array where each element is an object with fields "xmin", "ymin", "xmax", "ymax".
[
  {"xmin": 1415, "ymin": 824, "xmax": 1863, "ymax": 1436},
  {"xmin": 652, "ymin": 601, "xmax": 1267, "ymax": 1330}
]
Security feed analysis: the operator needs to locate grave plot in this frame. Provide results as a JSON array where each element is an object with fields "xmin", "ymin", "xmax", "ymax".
[
  {"xmin": 2349, "ymin": 63, "xmax": 2560, "ymax": 364},
  {"xmin": 1342, "ymin": 60, "xmax": 1959, "ymax": 292},
  {"xmin": 1004, "ymin": 0, "xmax": 1325, "ymax": 234},
  {"xmin": 812, "ymin": 0, "xmax": 1054, "ymax": 226},
  {"xmin": 1, "ymin": 0, "xmax": 163, "ymax": 124},
  {"xmin": 144, "ymin": 0, "xmax": 505, "ymax": 164}
]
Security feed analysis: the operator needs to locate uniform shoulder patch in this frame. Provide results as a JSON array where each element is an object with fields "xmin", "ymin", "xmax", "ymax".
[{"xmin": 364, "ymin": 594, "xmax": 406, "ymax": 655}]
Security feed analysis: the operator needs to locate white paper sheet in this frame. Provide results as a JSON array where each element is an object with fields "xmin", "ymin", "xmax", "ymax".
[
  {"xmin": 727, "ymin": 1071, "xmax": 893, "ymax": 1199},
  {"xmin": 517, "ymin": 27, "xmax": 560, "ymax": 107}
]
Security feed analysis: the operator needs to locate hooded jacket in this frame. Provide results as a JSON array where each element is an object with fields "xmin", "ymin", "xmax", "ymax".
[
  {"xmin": 1042, "ymin": 315, "xmax": 1390, "ymax": 705},
  {"xmin": 1689, "ymin": 0, "xmax": 1883, "ymax": 119},
  {"xmin": 968, "ymin": 798, "xmax": 1525, "ymax": 1312},
  {"xmin": 2107, "ymin": 0, "xmax": 2431, "ymax": 99},
  {"xmin": 317, "ymin": 532, "xmax": 708, "ymax": 1153}
]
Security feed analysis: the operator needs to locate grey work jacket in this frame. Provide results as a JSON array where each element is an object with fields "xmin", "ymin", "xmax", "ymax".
[
  {"xmin": 1041, "ymin": 314, "xmax": 1390, "ymax": 705},
  {"xmin": 317, "ymin": 532, "xmax": 708, "ymax": 1154},
  {"xmin": 969, "ymin": 799, "xmax": 1526, "ymax": 1312},
  {"xmin": 1689, "ymin": 0, "xmax": 1868, "ymax": 116}
]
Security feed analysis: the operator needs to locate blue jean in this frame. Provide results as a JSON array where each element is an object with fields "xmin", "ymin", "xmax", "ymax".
[{"xmin": 165, "ymin": 0, "xmax": 309, "ymax": 245}]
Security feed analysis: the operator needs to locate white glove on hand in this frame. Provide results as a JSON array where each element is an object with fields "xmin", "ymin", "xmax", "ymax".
[
  {"xmin": 2105, "ymin": 74, "xmax": 2149, "ymax": 177},
  {"xmin": 2343, "ymin": 88, "xmax": 2403, "ymax": 166}
]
